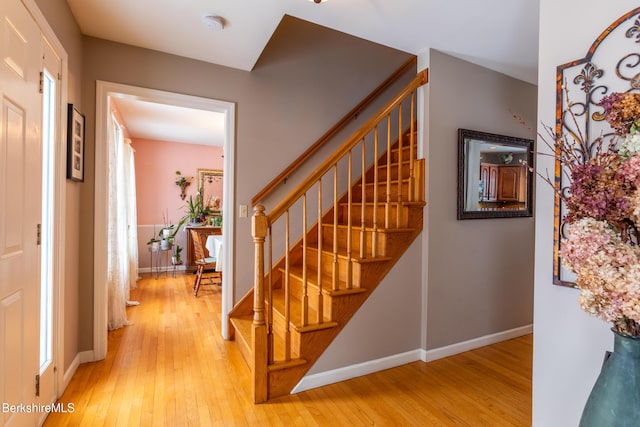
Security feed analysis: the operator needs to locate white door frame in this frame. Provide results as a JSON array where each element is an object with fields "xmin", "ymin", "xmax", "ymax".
[
  {"xmin": 94, "ymin": 81, "xmax": 236, "ymax": 360},
  {"xmin": 21, "ymin": 0, "xmax": 68, "ymax": 402}
]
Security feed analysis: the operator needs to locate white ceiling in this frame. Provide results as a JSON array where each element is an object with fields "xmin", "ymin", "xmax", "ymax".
[
  {"xmin": 66, "ymin": 0, "xmax": 540, "ymax": 145},
  {"xmin": 112, "ymin": 97, "xmax": 225, "ymax": 146}
]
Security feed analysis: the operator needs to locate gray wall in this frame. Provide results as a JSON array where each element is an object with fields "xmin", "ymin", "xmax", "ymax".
[
  {"xmin": 77, "ymin": 16, "xmax": 413, "ymax": 352},
  {"xmin": 426, "ymin": 50, "xmax": 536, "ymax": 349},
  {"xmin": 533, "ymin": 2, "xmax": 631, "ymax": 425}
]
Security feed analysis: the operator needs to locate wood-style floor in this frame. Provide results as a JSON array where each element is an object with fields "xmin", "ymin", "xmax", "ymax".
[{"xmin": 44, "ymin": 273, "xmax": 532, "ymax": 426}]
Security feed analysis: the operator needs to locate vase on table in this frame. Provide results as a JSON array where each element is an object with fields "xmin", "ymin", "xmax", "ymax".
[{"xmin": 580, "ymin": 329, "xmax": 640, "ymax": 427}]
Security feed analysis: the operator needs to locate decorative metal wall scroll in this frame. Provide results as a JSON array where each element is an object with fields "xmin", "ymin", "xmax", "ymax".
[{"xmin": 553, "ymin": 7, "xmax": 640, "ymax": 287}]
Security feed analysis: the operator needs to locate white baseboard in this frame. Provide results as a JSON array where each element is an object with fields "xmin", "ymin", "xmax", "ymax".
[
  {"xmin": 60, "ymin": 350, "xmax": 98, "ymax": 395},
  {"xmin": 138, "ymin": 265, "xmax": 187, "ymax": 274},
  {"xmin": 78, "ymin": 350, "xmax": 95, "ymax": 363},
  {"xmin": 292, "ymin": 324, "xmax": 532, "ymax": 394},
  {"xmin": 292, "ymin": 349, "xmax": 423, "ymax": 394},
  {"xmin": 423, "ymin": 324, "xmax": 533, "ymax": 362},
  {"xmin": 61, "ymin": 354, "xmax": 80, "ymax": 393}
]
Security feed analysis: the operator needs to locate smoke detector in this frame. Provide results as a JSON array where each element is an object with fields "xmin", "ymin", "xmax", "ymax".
[{"xmin": 201, "ymin": 15, "xmax": 224, "ymax": 31}]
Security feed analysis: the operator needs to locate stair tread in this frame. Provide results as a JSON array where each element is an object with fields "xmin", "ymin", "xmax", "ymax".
[
  {"xmin": 305, "ymin": 245, "xmax": 393, "ymax": 263},
  {"xmin": 268, "ymin": 358, "xmax": 308, "ymax": 372},
  {"xmin": 320, "ymin": 222, "xmax": 417, "ymax": 233},
  {"xmin": 377, "ymin": 159, "xmax": 413, "ymax": 168},
  {"xmin": 358, "ymin": 178, "xmax": 410, "ymax": 186},
  {"xmin": 278, "ymin": 263, "xmax": 370, "ymax": 296},
  {"xmin": 229, "ymin": 314, "xmax": 253, "ymax": 367},
  {"xmin": 340, "ymin": 200, "xmax": 426, "ymax": 207},
  {"xmin": 269, "ymin": 287, "xmax": 327, "ymax": 330}
]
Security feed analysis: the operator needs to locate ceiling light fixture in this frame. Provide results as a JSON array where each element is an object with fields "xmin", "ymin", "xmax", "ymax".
[
  {"xmin": 201, "ymin": 15, "xmax": 224, "ymax": 31},
  {"xmin": 310, "ymin": 0, "xmax": 328, "ymax": 3}
]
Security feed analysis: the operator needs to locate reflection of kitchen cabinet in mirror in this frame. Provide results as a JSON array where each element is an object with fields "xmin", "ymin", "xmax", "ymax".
[{"xmin": 457, "ymin": 128, "xmax": 533, "ymax": 220}]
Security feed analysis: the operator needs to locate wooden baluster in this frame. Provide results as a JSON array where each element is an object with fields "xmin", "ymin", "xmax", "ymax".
[
  {"xmin": 385, "ymin": 114, "xmax": 392, "ymax": 229},
  {"xmin": 360, "ymin": 139, "xmax": 367, "ymax": 260},
  {"xmin": 332, "ymin": 165, "xmax": 339, "ymax": 291},
  {"xmin": 251, "ymin": 205, "xmax": 268, "ymax": 403},
  {"xmin": 317, "ymin": 179, "xmax": 323, "ymax": 324},
  {"xmin": 372, "ymin": 127, "xmax": 379, "ymax": 258},
  {"xmin": 409, "ymin": 91, "xmax": 416, "ymax": 202},
  {"xmin": 301, "ymin": 194, "xmax": 308, "ymax": 327},
  {"xmin": 397, "ymin": 104, "xmax": 404, "ymax": 228},
  {"xmin": 347, "ymin": 151, "xmax": 353, "ymax": 289},
  {"xmin": 267, "ymin": 227, "xmax": 274, "ymax": 364},
  {"xmin": 284, "ymin": 210, "xmax": 291, "ymax": 361}
]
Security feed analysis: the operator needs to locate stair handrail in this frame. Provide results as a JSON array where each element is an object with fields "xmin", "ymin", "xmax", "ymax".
[
  {"xmin": 266, "ymin": 69, "xmax": 428, "ymax": 225},
  {"xmin": 250, "ymin": 67, "xmax": 428, "ymax": 403},
  {"xmin": 251, "ymin": 56, "xmax": 418, "ymax": 207}
]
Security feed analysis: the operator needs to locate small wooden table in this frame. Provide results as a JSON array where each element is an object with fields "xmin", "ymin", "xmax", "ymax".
[{"xmin": 185, "ymin": 225, "xmax": 222, "ymax": 271}]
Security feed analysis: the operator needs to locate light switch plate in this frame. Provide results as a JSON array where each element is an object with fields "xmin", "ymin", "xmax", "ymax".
[{"xmin": 239, "ymin": 205, "xmax": 248, "ymax": 218}]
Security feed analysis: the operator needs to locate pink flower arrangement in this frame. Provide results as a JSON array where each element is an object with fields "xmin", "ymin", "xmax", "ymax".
[{"xmin": 553, "ymin": 92, "xmax": 640, "ymax": 337}]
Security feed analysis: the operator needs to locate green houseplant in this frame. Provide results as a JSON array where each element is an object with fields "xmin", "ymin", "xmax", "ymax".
[
  {"xmin": 183, "ymin": 189, "xmax": 211, "ymax": 224},
  {"xmin": 172, "ymin": 245, "xmax": 183, "ymax": 265},
  {"xmin": 175, "ymin": 170, "xmax": 192, "ymax": 200},
  {"xmin": 159, "ymin": 215, "xmax": 187, "ymax": 245}
]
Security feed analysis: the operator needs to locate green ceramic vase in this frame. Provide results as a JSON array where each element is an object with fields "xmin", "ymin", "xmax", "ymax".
[{"xmin": 579, "ymin": 329, "xmax": 640, "ymax": 427}]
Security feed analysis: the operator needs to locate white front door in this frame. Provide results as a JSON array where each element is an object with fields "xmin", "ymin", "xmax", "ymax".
[{"xmin": 0, "ymin": 0, "xmax": 43, "ymax": 425}]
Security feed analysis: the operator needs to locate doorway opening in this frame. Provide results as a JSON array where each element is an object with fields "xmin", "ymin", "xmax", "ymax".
[{"xmin": 94, "ymin": 82, "xmax": 236, "ymax": 359}]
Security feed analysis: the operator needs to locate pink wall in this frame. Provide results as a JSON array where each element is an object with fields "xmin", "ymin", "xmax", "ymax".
[{"xmin": 131, "ymin": 138, "xmax": 224, "ymax": 225}]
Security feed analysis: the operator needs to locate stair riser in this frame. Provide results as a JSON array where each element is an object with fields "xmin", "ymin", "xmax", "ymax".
[
  {"xmin": 307, "ymin": 247, "xmax": 362, "ymax": 285},
  {"xmin": 229, "ymin": 318, "xmax": 254, "ymax": 369},
  {"xmin": 368, "ymin": 162, "xmax": 412, "ymax": 181},
  {"xmin": 316, "ymin": 225, "xmax": 389, "ymax": 258},
  {"xmin": 279, "ymin": 273, "xmax": 334, "ymax": 322},
  {"xmin": 338, "ymin": 204, "xmax": 411, "ymax": 228},
  {"xmin": 267, "ymin": 307, "xmax": 303, "ymax": 356},
  {"xmin": 352, "ymin": 180, "xmax": 410, "ymax": 203},
  {"xmin": 267, "ymin": 306, "xmax": 339, "ymax": 360},
  {"xmin": 377, "ymin": 140, "xmax": 415, "ymax": 164}
]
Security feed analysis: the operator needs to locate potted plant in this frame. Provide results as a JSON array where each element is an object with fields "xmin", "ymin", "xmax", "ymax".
[
  {"xmin": 147, "ymin": 237, "xmax": 160, "ymax": 251},
  {"xmin": 171, "ymin": 245, "xmax": 183, "ymax": 265},
  {"xmin": 183, "ymin": 189, "xmax": 211, "ymax": 224},
  {"xmin": 175, "ymin": 170, "xmax": 192, "ymax": 200},
  {"xmin": 159, "ymin": 215, "xmax": 188, "ymax": 248}
]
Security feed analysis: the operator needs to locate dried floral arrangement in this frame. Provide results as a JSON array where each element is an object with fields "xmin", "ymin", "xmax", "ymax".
[{"xmin": 538, "ymin": 91, "xmax": 640, "ymax": 337}]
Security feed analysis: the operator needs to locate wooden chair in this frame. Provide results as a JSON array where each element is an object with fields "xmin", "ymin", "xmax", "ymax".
[{"xmin": 190, "ymin": 229, "xmax": 221, "ymax": 297}]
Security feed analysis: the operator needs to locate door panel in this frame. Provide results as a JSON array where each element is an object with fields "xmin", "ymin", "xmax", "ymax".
[
  {"xmin": 1, "ymin": 291, "xmax": 23, "ymax": 426},
  {"xmin": 1, "ymin": 100, "xmax": 26, "ymax": 256}
]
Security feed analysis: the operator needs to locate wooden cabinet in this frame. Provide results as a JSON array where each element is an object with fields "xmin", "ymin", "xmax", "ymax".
[
  {"xmin": 480, "ymin": 163, "xmax": 498, "ymax": 201},
  {"xmin": 185, "ymin": 226, "xmax": 222, "ymax": 271},
  {"xmin": 497, "ymin": 165, "xmax": 527, "ymax": 202}
]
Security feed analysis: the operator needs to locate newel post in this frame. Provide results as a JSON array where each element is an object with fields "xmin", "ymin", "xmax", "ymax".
[{"xmin": 252, "ymin": 205, "xmax": 269, "ymax": 403}]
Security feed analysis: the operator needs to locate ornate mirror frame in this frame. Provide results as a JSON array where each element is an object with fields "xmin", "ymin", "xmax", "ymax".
[
  {"xmin": 197, "ymin": 168, "xmax": 223, "ymax": 213},
  {"xmin": 457, "ymin": 128, "xmax": 534, "ymax": 220},
  {"xmin": 553, "ymin": 7, "xmax": 640, "ymax": 287}
]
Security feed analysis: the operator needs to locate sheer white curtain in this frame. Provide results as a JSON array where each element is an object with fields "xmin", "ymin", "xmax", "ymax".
[
  {"xmin": 107, "ymin": 113, "xmax": 139, "ymax": 330},
  {"xmin": 124, "ymin": 138, "xmax": 139, "ymax": 298}
]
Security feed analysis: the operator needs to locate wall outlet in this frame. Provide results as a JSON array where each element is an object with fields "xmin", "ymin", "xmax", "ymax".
[{"xmin": 239, "ymin": 205, "xmax": 248, "ymax": 218}]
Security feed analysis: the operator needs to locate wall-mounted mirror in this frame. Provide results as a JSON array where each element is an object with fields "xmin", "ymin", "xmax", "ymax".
[
  {"xmin": 457, "ymin": 129, "xmax": 533, "ymax": 220},
  {"xmin": 197, "ymin": 168, "xmax": 223, "ymax": 214}
]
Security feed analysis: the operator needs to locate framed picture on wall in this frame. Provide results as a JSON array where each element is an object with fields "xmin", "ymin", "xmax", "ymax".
[{"xmin": 66, "ymin": 104, "xmax": 85, "ymax": 182}]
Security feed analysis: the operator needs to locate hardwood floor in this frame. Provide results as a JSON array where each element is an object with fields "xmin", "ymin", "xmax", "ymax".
[{"xmin": 44, "ymin": 273, "xmax": 532, "ymax": 426}]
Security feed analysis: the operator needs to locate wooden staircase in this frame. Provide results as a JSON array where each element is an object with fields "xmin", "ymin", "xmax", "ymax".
[{"xmin": 228, "ymin": 69, "xmax": 428, "ymax": 403}]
